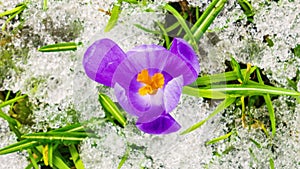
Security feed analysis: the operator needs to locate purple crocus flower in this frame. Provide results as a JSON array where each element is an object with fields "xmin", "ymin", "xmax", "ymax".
[{"xmin": 83, "ymin": 38, "xmax": 199, "ymax": 134}]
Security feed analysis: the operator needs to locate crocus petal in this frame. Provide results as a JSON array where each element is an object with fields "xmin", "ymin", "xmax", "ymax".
[
  {"xmin": 112, "ymin": 45, "xmax": 194, "ymax": 119},
  {"xmin": 169, "ymin": 38, "xmax": 200, "ymax": 84},
  {"xmin": 127, "ymin": 69, "xmax": 171, "ymax": 112},
  {"xmin": 136, "ymin": 113, "xmax": 181, "ymax": 134},
  {"xmin": 114, "ymin": 83, "xmax": 141, "ymax": 117},
  {"xmin": 163, "ymin": 75, "xmax": 184, "ymax": 113},
  {"xmin": 113, "ymin": 44, "xmax": 197, "ymax": 86},
  {"xmin": 83, "ymin": 38, "xmax": 126, "ymax": 87},
  {"xmin": 114, "ymin": 83, "xmax": 165, "ymax": 122},
  {"xmin": 135, "ymin": 89, "xmax": 165, "ymax": 123}
]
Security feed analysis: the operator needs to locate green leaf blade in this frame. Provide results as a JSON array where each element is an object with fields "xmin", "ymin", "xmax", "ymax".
[
  {"xmin": 134, "ymin": 24, "xmax": 161, "ymax": 35},
  {"xmin": 237, "ymin": 0, "xmax": 255, "ymax": 22},
  {"xmin": 43, "ymin": 0, "xmax": 48, "ymax": 11},
  {"xmin": 38, "ymin": 42, "xmax": 82, "ymax": 52},
  {"xmin": 183, "ymin": 86, "xmax": 227, "ymax": 99},
  {"xmin": 117, "ymin": 147, "xmax": 129, "ymax": 169},
  {"xmin": 0, "ymin": 4, "xmax": 26, "ymax": 18},
  {"xmin": 206, "ymin": 131, "xmax": 233, "ymax": 145},
  {"xmin": 190, "ymin": 67, "xmax": 256, "ymax": 87},
  {"xmin": 98, "ymin": 93, "xmax": 126, "ymax": 127},
  {"xmin": 186, "ymin": 0, "xmax": 227, "ymax": 42},
  {"xmin": 0, "ymin": 94, "xmax": 27, "ymax": 108},
  {"xmin": 164, "ymin": 4, "xmax": 199, "ymax": 53},
  {"xmin": 122, "ymin": 0, "xmax": 138, "ymax": 4},
  {"xmin": 256, "ymin": 68, "xmax": 276, "ymax": 136},
  {"xmin": 50, "ymin": 123, "xmax": 85, "ymax": 133},
  {"xmin": 69, "ymin": 144, "xmax": 85, "ymax": 169},
  {"xmin": 0, "ymin": 140, "xmax": 39, "ymax": 155},
  {"xmin": 53, "ymin": 151, "xmax": 71, "ymax": 169},
  {"xmin": 28, "ymin": 149, "xmax": 39, "ymax": 169},
  {"xmin": 48, "ymin": 143, "xmax": 54, "ymax": 167},
  {"xmin": 293, "ymin": 44, "xmax": 300, "ymax": 57},
  {"xmin": 21, "ymin": 132, "xmax": 96, "ymax": 144},
  {"xmin": 156, "ymin": 21, "xmax": 171, "ymax": 48},
  {"xmin": 269, "ymin": 158, "xmax": 275, "ymax": 169},
  {"xmin": 104, "ymin": 3, "xmax": 121, "ymax": 32},
  {"xmin": 181, "ymin": 97, "xmax": 236, "ymax": 134}
]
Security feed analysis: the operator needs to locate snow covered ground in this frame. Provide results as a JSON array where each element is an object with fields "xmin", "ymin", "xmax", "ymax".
[{"xmin": 0, "ymin": 0, "xmax": 299, "ymax": 168}]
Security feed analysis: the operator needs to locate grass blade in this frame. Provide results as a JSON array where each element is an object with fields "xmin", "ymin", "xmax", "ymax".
[
  {"xmin": 256, "ymin": 68, "xmax": 276, "ymax": 136},
  {"xmin": 0, "ymin": 140, "xmax": 39, "ymax": 155},
  {"xmin": 196, "ymin": 6, "xmax": 200, "ymax": 20},
  {"xmin": 185, "ymin": 0, "xmax": 227, "ymax": 42},
  {"xmin": 0, "ymin": 123, "xmax": 90, "ymax": 155},
  {"xmin": 164, "ymin": 4, "xmax": 199, "ymax": 53},
  {"xmin": 230, "ymin": 56, "xmax": 244, "ymax": 83},
  {"xmin": 48, "ymin": 143, "xmax": 54, "ymax": 167},
  {"xmin": 183, "ymin": 85, "xmax": 227, "ymax": 99},
  {"xmin": 0, "ymin": 4, "xmax": 26, "ymax": 18},
  {"xmin": 269, "ymin": 157, "xmax": 275, "ymax": 169},
  {"xmin": 43, "ymin": 0, "xmax": 48, "ymax": 11},
  {"xmin": 206, "ymin": 131, "xmax": 233, "ymax": 145},
  {"xmin": 134, "ymin": 13, "xmax": 188, "ymax": 36},
  {"xmin": 21, "ymin": 132, "xmax": 96, "ymax": 143},
  {"xmin": 237, "ymin": 0, "xmax": 255, "ymax": 22},
  {"xmin": 249, "ymin": 138, "xmax": 261, "ymax": 149},
  {"xmin": 0, "ymin": 109, "xmax": 18, "ymax": 128},
  {"xmin": 1, "ymin": 4, "xmax": 26, "ymax": 31},
  {"xmin": 156, "ymin": 21, "xmax": 171, "ymax": 49},
  {"xmin": 187, "ymin": 0, "xmax": 218, "ymax": 35},
  {"xmin": 0, "ymin": 94, "xmax": 27, "ymax": 108},
  {"xmin": 53, "ymin": 151, "xmax": 70, "ymax": 169},
  {"xmin": 134, "ymin": 24, "xmax": 161, "ymax": 35},
  {"xmin": 181, "ymin": 97, "xmax": 236, "ymax": 134},
  {"xmin": 190, "ymin": 67, "xmax": 256, "ymax": 87},
  {"xmin": 243, "ymin": 63, "xmax": 253, "ymax": 84},
  {"xmin": 27, "ymin": 149, "xmax": 39, "ymax": 169},
  {"xmin": 165, "ymin": 19, "xmax": 183, "ymax": 33},
  {"xmin": 117, "ymin": 146, "xmax": 130, "ymax": 169},
  {"xmin": 104, "ymin": 1, "xmax": 122, "ymax": 32},
  {"xmin": 69, "ymin": 144, "xmax": 85, "ymax": 169},
  {"xmin": 98, "ymin": 93, "xmax": 126, "ymax": 127},
  {"xmin": 49, "ymin": 123, "xmax": 85, "ymax": 133},
  {"xmin": 183, "ymin": 83, "xmax": 300, "ymax": 99},
  {"xmin": 38, "ymin": 42, "xmax": 82, "ymax": 52},
  {"xmin": 31, "ymin": 146, "xmax": 43, "ymax": 159},
  {"xmin": 122, "ymin": 0, "xmax": 138, "ymax": 4},
  {"xmin": 25, "ymin": 152, "xmax": 43, "ymax": 169}
]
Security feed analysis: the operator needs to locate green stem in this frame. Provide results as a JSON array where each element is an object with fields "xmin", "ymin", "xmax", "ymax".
[
  {"xmin": 4, "ymin": 91, "xmax": 11, "ymax": 101},
  {"xmin": 134, "ymin": 24, "xmax": 161, "ymax": 35},
  {"xmin": 28, "ymin": 149, "xmax": 39, "ymax": 169},
  {"xmin": 183, "ymin": 83, "xmax": 300, "ymax": 99},
  {"xmin": 69, "ymin": 144, "xmax": 85, "ymax": 169},
  {"xmin": 256, "ymin": 68, "xmax": 276, "ymax": 136},
  {"xmin": 0, "ymin": 109, "xmax": 22, "ymax": 138},
  {"xmin": 43, "ymin": 0, "xmax": 48, "ymax": 11},
  {"xmin": 0, "ymin": 109, "xmax": 18, "ymax": 127},
  {"xmin": 156, "ymin": 22, "xmax": 171, "ymax": 49},
  {"xmin": 184, "ymin": 0, "xmax": 227, "ymax": 42},
  {"xmin": 164, "ymin": 4, "xmax": 199, "ymax": 54},
  {"xmin": 181, "ymin": 97, "xmax": 236, "ymax": 134},
  {"xmin": 0, "ymin": 94, "xmax": 27, "ymax": 108},
  {"xmin": 195, "ymin": 6, "xmax": 200, "ymax": 20},
  {"xmin": 190, "ymin": 67, "xmax": 256, "ymax": 87}
]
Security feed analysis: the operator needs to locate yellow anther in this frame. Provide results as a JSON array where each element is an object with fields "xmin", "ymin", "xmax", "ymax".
[
  {"xmin": 137, "ymin": 69, "xmax": 164, "ymax": 96},
  {"xmin": 137, "ymin": 69, "xmax": 152, "ymax": 85}
]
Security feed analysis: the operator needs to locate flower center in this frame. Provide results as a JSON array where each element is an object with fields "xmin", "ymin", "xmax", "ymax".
[{"xmin": 136, "ymin": 69, "xmax": 164, "ymax": 96}]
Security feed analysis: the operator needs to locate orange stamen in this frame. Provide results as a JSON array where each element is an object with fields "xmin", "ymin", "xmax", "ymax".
[{"xmin": 137, "ymin": 69, "xmax": 164, "ymax": 96}]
